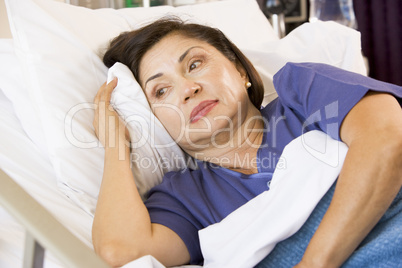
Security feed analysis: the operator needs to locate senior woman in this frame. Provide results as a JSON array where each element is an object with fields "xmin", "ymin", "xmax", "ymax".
[{"xmin": 92, "ymin": 18, "xmax": 402, "ymax": 267}]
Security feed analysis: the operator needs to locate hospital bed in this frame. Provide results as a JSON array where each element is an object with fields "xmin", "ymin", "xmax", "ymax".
[{"xmin": 0, "ymin": 0, "xmax": 368, "ymax": 267}]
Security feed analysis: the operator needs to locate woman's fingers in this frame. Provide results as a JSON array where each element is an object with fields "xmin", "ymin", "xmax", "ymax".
[
  {"xmin": 94, "ymin": 78, "xmax": 118, "ymax": 104},
  {"xmin": 93, "ymin": 77, "xmax": 130, "ymax": 148},
  {"xmin": 100, "ymin": 77, "xmax": 118, "ymax": 103},
  {"xmin": 93, "ymin": 78, "xmax": 118, "ymax": 128},
  {"xmin": 94, "ymin": 81, "xmax": 107, "ymax": 104},
  {"xmin": 106, "ymin": 77, "xmax": 118, "ymax": 94}
]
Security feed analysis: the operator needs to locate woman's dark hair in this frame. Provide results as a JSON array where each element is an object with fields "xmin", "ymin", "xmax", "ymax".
[{"xmin": 103, "ymin": 17, "xmax": 264, "ymax": 109}]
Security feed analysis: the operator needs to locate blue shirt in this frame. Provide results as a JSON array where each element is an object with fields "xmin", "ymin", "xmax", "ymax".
[{"xmin": 144, "ymin": 62, "xmax": 402, "ymax": 265}]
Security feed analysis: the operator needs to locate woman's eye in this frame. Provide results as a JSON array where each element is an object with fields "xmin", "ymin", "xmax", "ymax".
[
  {"xmin": 189, "ymin": 60, "xmax": 201, "ymax": 71},
  {"xmin": 156, "ymin": 87, "xmax": 167, "ymax": 98}
]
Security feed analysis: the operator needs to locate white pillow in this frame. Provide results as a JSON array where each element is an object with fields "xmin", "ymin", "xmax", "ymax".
[
  {"xmin": 0, "ymin": 39, "xmax": 48, "ymax": 156},
  {"xmin": 5, "ymin": 0, "xmax": 277, "ymax": 216},
  {"xmin": 242, "ymin": 20, "xmax": 367, "ymax": 106}
]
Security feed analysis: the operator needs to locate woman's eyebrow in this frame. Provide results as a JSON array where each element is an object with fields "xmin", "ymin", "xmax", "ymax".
[
  {"xmin": 179, "ymin": 46, "xmax": 201, "ymax": 63},
  {"xmin": 144, "ymin": 73, "xmax": 163, "ymax": 88},
  {"xmin": 144, "ymin": 46, "xmax": 202, "ymax": 88}
]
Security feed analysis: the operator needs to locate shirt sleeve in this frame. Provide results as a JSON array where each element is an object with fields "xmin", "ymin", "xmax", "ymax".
[
  {"xmin": 273, "ymin": 62, "xmax": 402, "ymax": 141},
  {"xmin": 144, "ymin": 172, "xmax": 204, "ymax": 265}
]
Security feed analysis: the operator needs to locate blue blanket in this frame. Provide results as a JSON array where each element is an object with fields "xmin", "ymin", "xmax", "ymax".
[{"xmin": 256, "ymin": 183, "xmax": 402, "ymax": 268}]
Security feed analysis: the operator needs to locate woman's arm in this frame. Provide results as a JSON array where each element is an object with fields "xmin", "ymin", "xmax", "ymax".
[
  {"xmin": 92, "ymin": 79, "xmax": 190, "ymax": 267},
  {"xmin": 296, "ymin": 92, "xmax": 402, "ymax": 267}
]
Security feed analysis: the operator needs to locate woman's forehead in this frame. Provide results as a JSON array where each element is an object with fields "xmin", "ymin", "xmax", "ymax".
[
  {"xmin": 148, "ymin": 33, "xmax": 210, "ymax": 56},
  {"xmin": 139, "ymin": 34, "xmax": 216, "ymax": 77}
]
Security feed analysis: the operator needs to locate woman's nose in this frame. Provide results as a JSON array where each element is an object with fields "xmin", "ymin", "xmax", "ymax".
[{"xmin": 182, "ymin": 80, "xmax": 201, "ymax": 102}]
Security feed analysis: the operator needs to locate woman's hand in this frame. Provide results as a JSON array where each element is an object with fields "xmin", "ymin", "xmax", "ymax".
[{"xmin": 93, "ymin": 78, "xmax": 130, "ymax": 149}]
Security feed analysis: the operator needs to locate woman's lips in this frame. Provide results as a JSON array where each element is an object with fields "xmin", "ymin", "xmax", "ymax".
[{"xmin": 190, "ymin": 100, "xmax": 219, "ymax": 123}]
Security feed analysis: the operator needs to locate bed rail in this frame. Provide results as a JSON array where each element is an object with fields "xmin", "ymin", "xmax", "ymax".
[{"xmin": 0, "ymin": 169, "xmax": 111, "ymax": 268}]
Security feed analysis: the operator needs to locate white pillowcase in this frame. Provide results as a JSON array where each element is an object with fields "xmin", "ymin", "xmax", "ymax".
[{"xmin": 5, "ymin": 0, "xmax": 277, "ymax": 216}]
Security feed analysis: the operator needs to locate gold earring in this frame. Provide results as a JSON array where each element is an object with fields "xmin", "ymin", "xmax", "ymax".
[{"xmin": 246, "ymin": 82, "xmax": 252, "ymax": 88}]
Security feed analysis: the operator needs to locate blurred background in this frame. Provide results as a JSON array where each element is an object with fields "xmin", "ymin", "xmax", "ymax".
[{"xmin": 257, "ymin": 0, "xmax": 401, "ymax": 87}]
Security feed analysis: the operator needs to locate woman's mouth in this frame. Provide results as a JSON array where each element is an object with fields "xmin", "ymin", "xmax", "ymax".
[{"xmin": 190, "ymin": 100, "xmax": 219, "ymax": 123}]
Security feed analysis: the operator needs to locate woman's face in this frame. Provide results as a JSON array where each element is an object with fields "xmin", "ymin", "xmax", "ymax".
[{"xmin": 139, "ymin": 33, "xmax": 254, "ymax": 153}]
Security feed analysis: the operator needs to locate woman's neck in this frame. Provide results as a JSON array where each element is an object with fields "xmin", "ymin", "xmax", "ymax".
[{"xmin": 188, "ymin": 108, "xmax": 265, "ymax": 174}]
